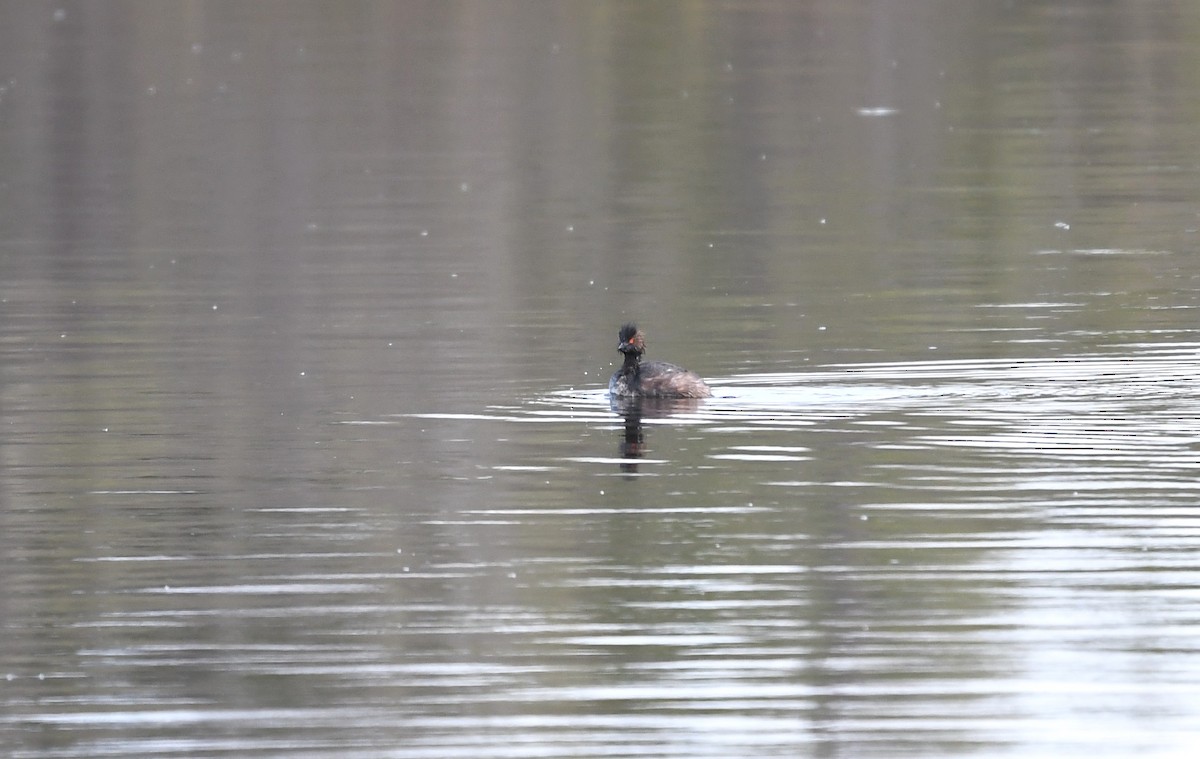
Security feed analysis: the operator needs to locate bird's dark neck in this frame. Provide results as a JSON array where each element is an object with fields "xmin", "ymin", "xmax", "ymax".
[{"xmin": 619, "ymin": 351, "xmax": 642, "ymax": 377}]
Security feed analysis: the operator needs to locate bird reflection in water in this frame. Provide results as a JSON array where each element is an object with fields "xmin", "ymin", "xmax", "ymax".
[{"xmin": 609, "ymin": 395, "xmax": 703, "ymax": 474}]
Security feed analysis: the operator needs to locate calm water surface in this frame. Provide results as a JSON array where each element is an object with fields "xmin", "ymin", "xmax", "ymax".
[{"xmin": 4, "ymin": 2, "xmax": 1200, "ymax": 757}]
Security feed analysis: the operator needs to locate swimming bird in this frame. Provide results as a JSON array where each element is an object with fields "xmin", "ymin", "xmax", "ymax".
[{"xmin": 608, "ymin": 322, "xmax": 712, "ymax": 399}]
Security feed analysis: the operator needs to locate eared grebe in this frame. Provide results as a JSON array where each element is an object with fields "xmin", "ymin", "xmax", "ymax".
[{"xmin": 608, "ymin": 323, "xmax": 712, "ymax": 399}]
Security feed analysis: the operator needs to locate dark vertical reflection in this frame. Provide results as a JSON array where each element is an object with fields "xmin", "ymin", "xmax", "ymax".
[
  {"xmin": 2, "ymin": 1, "xmax": 1200, "ymax": 757},
  {"xmin": 610, "ymin": 396, "xmax": 703, "ymax": 475}
]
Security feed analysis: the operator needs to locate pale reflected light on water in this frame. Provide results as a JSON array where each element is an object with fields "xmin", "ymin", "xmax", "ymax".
[
  {"xmin": 6, "ymin": 1, "xmax": 1200, "ymax": 757},
  {"xmin": 356, "ymin": 347, "xmax": 1200, "ymax": 758},
  {"xmin": 8, "ymin": 349, "xmax": 1200, "ymax": 757}
]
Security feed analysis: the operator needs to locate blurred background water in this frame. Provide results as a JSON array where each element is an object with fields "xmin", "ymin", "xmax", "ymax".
[{"xmin": 4, "ymin": 1, "xmax": 1200, "ymax": 757}]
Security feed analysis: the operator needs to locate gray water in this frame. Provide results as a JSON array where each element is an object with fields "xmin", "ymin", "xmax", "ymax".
[{"xmin": 4, "ymin": 2, "xmax": 1200, "ymax": 757}]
